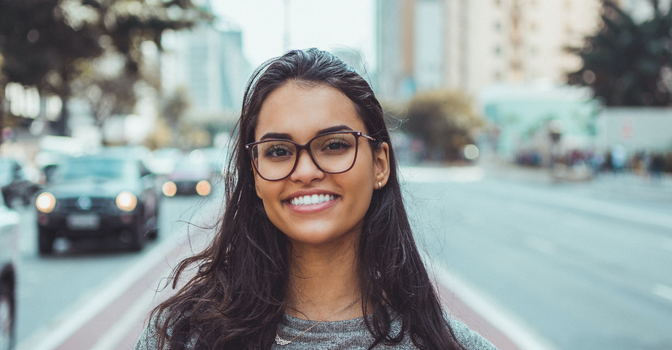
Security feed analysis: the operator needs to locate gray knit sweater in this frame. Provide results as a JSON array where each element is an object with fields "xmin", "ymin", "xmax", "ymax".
[{"xmin": 135, "ymin": 313, "xmax": 498, "ymax": 349}]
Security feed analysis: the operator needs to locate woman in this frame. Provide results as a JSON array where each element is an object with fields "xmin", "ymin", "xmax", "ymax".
[{"xmin": 136, "ymin": 48, "xmax": 497, "ymax": 349}]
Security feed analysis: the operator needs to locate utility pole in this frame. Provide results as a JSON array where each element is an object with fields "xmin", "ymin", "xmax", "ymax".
[{"xmin": 283, "ymin": 0, "xmax": 291, "ymax": 51}]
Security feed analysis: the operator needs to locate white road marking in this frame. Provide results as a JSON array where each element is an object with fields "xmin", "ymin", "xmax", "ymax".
[
  {"xmin": 653, "ymin": 284, "xmax": 672, "ymax": 302},
  {"xmin": 491, "ymin": 182, "xmax": 672, "ymax": 231},
  {"xmin": 17, "ymin": 200, "xmax": 219, "ymax": 350},
  {"xmin": 422, "ymin": 253, "xmax": 560, "ymax": 350},
  {"xmin": 88, "ymin": 281, "xmax": 163, "ymax": 350},
  {"xmin": 17, "ymin": 235, "xmax": 181, "ymax": 350}
]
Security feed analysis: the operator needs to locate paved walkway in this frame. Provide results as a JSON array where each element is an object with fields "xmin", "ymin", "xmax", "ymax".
[{"xmin": 479, "ymin": 158, "xmax": 672, "ymax": 210}]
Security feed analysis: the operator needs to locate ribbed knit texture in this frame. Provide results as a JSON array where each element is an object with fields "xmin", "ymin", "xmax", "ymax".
[{"xmin": 135, "ymin": 313, "xmax": 498, "ymax": 349}]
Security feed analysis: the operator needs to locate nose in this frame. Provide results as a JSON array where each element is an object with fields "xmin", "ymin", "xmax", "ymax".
[{"xmin": 289, "ymin": 149, "xmax": 324, "ymax": 183}]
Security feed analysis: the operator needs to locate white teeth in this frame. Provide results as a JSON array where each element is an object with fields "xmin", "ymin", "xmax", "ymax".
[{"xmin": 290, "ymin": 194, "xmax": 335, "ymax": 206}]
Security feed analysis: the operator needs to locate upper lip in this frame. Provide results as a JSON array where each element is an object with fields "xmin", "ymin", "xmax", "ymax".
[{"xmin": 284, "ymin": 189, "xmax": 338, "ymax": 202}]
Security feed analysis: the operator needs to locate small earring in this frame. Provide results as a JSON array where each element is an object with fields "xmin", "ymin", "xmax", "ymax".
[{"xmin": 377, "ymin": 182, "xmax": 382, "ymax": 190}]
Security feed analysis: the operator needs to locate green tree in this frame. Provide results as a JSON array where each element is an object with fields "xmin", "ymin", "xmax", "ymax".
[
  {"xmin": 405, "ymin": 90, "xmax": 484, "ymax": 162},
  {"xmin": 0, "ymin": 0, "xmax": 102, "ymax": 135},
  {"xmin": 0, "ymin": 0, "xmax": 210, "ymax": 137},
  {"xmin": 567, "ymin": 0, "xmax": 672, "ymax": 106}
]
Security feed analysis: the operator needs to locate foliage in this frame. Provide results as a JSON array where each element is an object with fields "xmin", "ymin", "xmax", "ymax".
[
  {"xmin": 405, "ymin": 90, "xmax": 484, "ymax": 162},
  {"xmin": 567, "ymin": 0, "xmax": 672, "ymax": 106},
  {"xmin": 0, "ymin": 0, "xmax": 211, "ymax": 136}
]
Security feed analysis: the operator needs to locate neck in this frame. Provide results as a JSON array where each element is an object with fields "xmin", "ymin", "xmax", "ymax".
[{"xmin": 285, "ymin": 238, "xmax": 363, "ymax": 321}]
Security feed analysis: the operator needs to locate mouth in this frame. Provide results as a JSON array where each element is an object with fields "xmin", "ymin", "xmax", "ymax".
[{"xmin": 287, "ymin": 193, "xmax": 337, "ymax": 206}]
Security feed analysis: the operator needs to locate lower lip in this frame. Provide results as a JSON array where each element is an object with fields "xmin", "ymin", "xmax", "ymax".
[{"xmin": 287, "ymin": 197, "xmax": 338, "ymax": 214}]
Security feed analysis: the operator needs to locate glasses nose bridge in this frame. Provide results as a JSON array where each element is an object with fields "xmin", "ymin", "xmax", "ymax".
[{"xmin": 293, "ymin": 140, "xmax": 320, "ymax": 170}]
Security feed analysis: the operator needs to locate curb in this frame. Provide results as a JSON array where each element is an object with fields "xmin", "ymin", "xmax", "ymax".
[{"xmin": 424, "ymin": 253, "xmax": 560, "ymax": 350}]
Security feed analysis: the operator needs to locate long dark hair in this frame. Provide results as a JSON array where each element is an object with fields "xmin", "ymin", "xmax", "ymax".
[{"xmin": 148, "ymin": 48, "xmax": 463, "ymax": 349}]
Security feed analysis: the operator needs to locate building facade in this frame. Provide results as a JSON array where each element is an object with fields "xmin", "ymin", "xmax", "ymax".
[
  {"xmin": 375, "ymin": 0, "xmax": 603, "ymax": 99},
  {"xmin": 161, "ymin": 19, "xmax": 251, "ymax": 125}
]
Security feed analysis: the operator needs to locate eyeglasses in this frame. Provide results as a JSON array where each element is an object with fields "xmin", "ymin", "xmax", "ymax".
[{"xmin": 245, "ymin": 131, "xmax": 376, "ymax": 181}]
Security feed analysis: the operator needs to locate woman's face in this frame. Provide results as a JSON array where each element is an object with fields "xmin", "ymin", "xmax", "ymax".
[{"xmin": 253, "ymin": 82, "xmax": 389, "ymax": 248}]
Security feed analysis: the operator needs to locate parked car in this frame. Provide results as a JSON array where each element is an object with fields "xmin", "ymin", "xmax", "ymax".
[
  {"xmin": 35, "ymin": 152, "xmax": 159, "ymax": 255},
  {"xmin": 0, "ymin": 186, "xmax": 19, "ymax": 349},
  {"xmin": 161, "ymin": 154, "xmax": 214, "ymax": 197},
  {"xmin": 1, "ymin": 157, "xmax": 40, "ymax": 208}
]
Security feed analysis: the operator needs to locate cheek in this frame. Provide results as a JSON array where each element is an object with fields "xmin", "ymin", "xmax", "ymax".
[{"xmin": 255, "ymin": 178, "xmax": 278, "ymax": 202}]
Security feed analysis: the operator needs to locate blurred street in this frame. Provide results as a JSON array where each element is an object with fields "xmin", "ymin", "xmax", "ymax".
[
  {"xmin": 404, "ymin": 161, "xmax": 672, "ymax": 350},
  {"xmin": 9, "ymin": 159, "xmax": 672, "ymax": 350},
  {"xmin": 1, "ymin": 1, "xmax": 670, "ymax": 349},
  {"xmin": 14, "ymin": 185, "xmax": 224, "ymax": 350}
]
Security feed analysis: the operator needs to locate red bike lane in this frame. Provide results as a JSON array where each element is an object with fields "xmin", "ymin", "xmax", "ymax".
[{"xmin": 33, "ymin": 234, "xmax": 533, "ymax": 350}]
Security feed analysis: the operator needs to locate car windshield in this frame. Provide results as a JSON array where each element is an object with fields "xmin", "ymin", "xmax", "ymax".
[{"xmin": 53, "ymin": 158, "xmax": 135, "ymax": 181}]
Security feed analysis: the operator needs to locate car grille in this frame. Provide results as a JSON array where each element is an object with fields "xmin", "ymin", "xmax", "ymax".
[{"xmin": 56, "ymin": 197, "xmax": 115, "ymax": 213}]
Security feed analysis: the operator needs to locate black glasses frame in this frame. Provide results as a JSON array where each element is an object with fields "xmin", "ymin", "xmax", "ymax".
[{"xmin": 245, "ymin": 131, "xmax": 376, "ymax": 181}]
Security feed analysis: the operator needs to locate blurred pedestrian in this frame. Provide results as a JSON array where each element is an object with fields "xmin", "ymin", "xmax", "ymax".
[
  {"xmin": 611, "ymin": 144, "xmax": 626, "ymax": 173},
  {"xmin": 590, "ymin": 150, "xmax": 604, "ymax": 178},
  {"xmin": 135, "ymin": 49, "xmax": 496, "ymax": 349},
  {"xmin": 649, "ymin": 152, "xmax": 665, "ymax": 182}
]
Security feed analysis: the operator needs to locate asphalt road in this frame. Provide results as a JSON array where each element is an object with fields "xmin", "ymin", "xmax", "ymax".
[
  {"xmin": 11, "ymin": 166, "xmax": 672, "ymax": 350},
  {"xmin": 402, "ymin": 166, "xmax": 672, "ymax": 350},
  {"xmin": 14, "ymin": 184, "xmax": 224, "ymax": 350}
]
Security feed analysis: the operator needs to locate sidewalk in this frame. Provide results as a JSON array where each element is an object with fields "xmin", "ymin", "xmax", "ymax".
[
  {"xmin": 479, "ymin": 158, "xmax": 672, "ymax": 210},
  {"xmin": 22, "ymin": 240, "xmax": 523, "ymax": 350},
  {"xmin": 22, "ymin": 225, "xmax": 526, "ymax": 350}
]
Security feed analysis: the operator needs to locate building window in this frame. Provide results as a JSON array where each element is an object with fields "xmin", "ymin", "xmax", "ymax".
[{"xmin": 494, "ymin": 21, "xmax": 502, "ymax": 32}]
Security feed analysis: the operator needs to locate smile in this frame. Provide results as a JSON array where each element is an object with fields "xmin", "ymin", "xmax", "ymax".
[{"xmin": 289, "ymin": 194, "xmax": 336, "ymax": 206}]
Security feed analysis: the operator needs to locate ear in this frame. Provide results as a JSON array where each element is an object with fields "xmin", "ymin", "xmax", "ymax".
[{"xmin": 373, "ymin": 142, "xmax": 390, "ymax": 188}]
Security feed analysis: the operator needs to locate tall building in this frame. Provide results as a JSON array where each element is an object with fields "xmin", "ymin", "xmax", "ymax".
[
  {"xmin": 376, "ymin": 0, "xmax": 603, "ymax": 99},
  {"xmin": 161, "ymin": 18, "xmax": 251, "ymax": 125}
]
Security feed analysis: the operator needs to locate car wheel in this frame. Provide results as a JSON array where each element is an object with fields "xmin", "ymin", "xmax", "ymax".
[
  {"xmin": 0, "ymin": 282, "xmax": 15, "ymax": 350},
  {"xmin": 146, "ymin": 228, "xmax": 158, "ymax": 240},
  {"xmin": 38, "ymin": 229, "xmax": 55, "ymax": 256}
]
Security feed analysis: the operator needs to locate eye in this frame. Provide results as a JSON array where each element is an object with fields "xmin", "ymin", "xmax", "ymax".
[
  {"xmin": 321, "ymin": 137, "xmax": 352, "ymax": 152},
  {"xmin": 263, "ymin": 144, "xmax": 294, "ymax": 159}
]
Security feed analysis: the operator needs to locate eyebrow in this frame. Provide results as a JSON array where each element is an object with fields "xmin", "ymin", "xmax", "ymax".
[{"xmin": 259, "ymin": 125, "xmax": 354, "ymax": 141}]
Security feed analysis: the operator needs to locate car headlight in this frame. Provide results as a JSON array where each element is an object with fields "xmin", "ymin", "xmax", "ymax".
[
  {"xmin": 116, "ymin": 191, "xmax": 138, "ymax": 212},
  {"xmin": 196, "ymin": 180, "xmax": 211, "ymax": 196},
  {"xmin": 36, "ymin": 192, "xmax": 56, "ymax": 213},
  {"xmin": 162, "ymin": 181, "xmax": 177, "ymax": 197}
]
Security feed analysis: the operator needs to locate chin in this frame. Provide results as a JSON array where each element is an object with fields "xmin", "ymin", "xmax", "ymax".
[{"xmin": 284, "ymin": 225, "xmax": 358, "ymax": 247}]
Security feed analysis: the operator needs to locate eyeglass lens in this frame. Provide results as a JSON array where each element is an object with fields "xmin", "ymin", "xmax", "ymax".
[{"xmin": 252, "ymin": 132, "xmax": 359, "ymax": 180}]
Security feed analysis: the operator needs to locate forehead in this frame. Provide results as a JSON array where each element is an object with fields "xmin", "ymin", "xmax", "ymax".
[{"xmin": 254, "ymin": 82, "xmax": 366, "ymax": 141}]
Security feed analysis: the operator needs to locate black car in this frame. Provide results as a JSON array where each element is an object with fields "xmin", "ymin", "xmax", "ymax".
[
  {"xmin": 161, "ymin": 156, "xmax": 214, "ymax": 197},
  {"xmin": 0, "ymin": 157, "xmax": 39, "ymax": 208},
  {"xmin": 0, "ymin": 188, "xmax": 19, "ymax": 349},
  {"xmin": 35, "ymin": 153, "xmax": 159, "ymax": 255}
]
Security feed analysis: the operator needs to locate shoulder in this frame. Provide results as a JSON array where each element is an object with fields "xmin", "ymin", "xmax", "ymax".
[
  {"xmin": 446, "ymin": 318, "xmax": 499, "ymax": 350},
  {"xmin": 134, "ymin": 310, "xmax": 198, "ymax": 350},
  {"xmin": 134, "ymin": 319, "xmax": 160, "ymax": 350}
]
